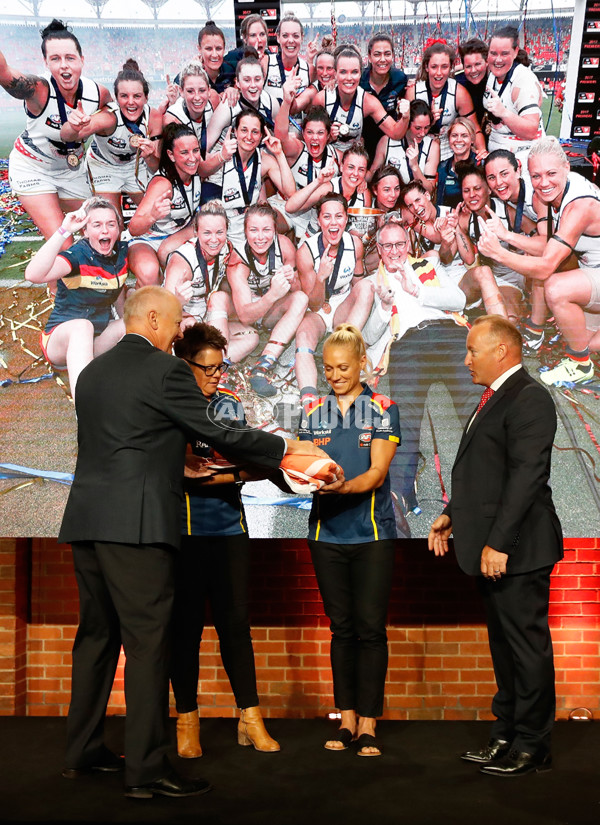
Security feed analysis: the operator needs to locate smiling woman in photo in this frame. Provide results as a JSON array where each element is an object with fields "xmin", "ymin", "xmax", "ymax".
[
  {"xmin": 1, "ymin": 20, "xmax": 111, "ymax": 249},
  {"xmin": 25, "ymin": 197, "xmax": 127, "ymax": 398}
]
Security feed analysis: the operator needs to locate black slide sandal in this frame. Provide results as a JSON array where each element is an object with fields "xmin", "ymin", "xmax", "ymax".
[
  {"xmin": 324, "ymin": 727, "xmax": 354, "ymax": 750},
  {"xmin": 355, "ymin": 733, "xmax": 382, "ymax": 757}
]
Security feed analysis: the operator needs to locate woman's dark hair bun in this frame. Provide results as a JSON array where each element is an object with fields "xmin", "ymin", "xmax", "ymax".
[
  {"xmin": 40, "ymin": 18, "xmax": 82, "ymax": 57},
  {"xmin": 41, "ymin": 18, "xmax": 69, "ymax": 36}
]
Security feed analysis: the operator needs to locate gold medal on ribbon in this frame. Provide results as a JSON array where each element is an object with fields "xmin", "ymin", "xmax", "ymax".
[
  {"xmin": 67, "ymin": 152, "xmax": 81, "ymax": 168},
  {"xmin": 129, "ymin": 134, "xmax": 142, "ymax": 148},
  {"xmin": 321, "ymin": 302, "xmax": 332, "ymax": 314}
]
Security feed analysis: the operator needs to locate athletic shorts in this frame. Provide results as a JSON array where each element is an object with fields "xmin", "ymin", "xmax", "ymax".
[
  {"xmin": 268, "ymin": 193, "xmax": 293, "ymax": 230},
  {"xmin": 128, "ymin": 234, "xmax": 169, "ymax": 252},
  {"xmin": 87, "ymin": 153, "xmax": 147, "ymax": 195},
  {"xmin": 583, "ymin": 267, "xmax": 600, "ymax": 313},
  {"xmin": 581, "ymin": 268, "xmax": 600, "ymax": 331},
  {"xmin": 316, "ymin": 290, "xmax": 351, "ymax": 334},
  {"xmin": 40, "ymin": 321, "xmax": 108, "ymax": 369},
  {"xmin": 488, "ymin": 131, "xmax": 537, "ymax": 168},
  {"xmin": 40, "ymin": 327, "xmax": 66, "ymax": 369},
  {"xmin": 225, "ymin": 213, "xmax": 246, "ymax": 251},
  {"xmin": 478, "ymin": 254, "xmax": 525, "ymax": 295},
  {"xmin": 492, "ymin": 264, "xmax": 525, "ymax": 294},
  {"xmin": 9, "ymin": 148, "xmax": 91, "ymax": 200},
  {"xmin": 440, "ymin": 257, "xmax": 468, "ymax": 284},
  {"xmin": 183, "ymin": 297, "xmax": 208, "ymax": 322}
]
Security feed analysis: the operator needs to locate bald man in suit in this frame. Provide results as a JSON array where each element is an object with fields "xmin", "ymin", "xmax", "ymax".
[
  {"xmin": 428, "ymin": 315, "xmax": 563, "ymax": 777},
  {"xmin": 60, "ymin": 287, "xmax": 327, "ymax": 798}
]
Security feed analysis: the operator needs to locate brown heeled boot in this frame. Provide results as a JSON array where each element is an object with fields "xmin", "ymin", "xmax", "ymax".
[
  {"xmin": 237, "ymin": 706, "xmax": 280, "ymax": 752},
  {"xmin": 176, "ymin": 711, "xmax": 202, "ymax": 758}
]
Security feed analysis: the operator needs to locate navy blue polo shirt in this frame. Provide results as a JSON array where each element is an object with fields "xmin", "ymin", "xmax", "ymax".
[
  {"xmin": 455, "ymin": 71, "xmax": 488, "ymax": 127},
  {"xmin": 298, "ymin": 384, "xmax": 401, "ymax": 543},
  {"xmin": 181, "ymin": 389, "xmax": 248, "ymax": 537},
  {"xmin": 360, "ymin": 66, "xmax": 408, "ymax": 114},
  {"xmin": 360, "ymin": 66, "xmax": 408, "ymax": 161},
  {"xmin": 436, "ymin": 150, "xmax": 477, "ymax": 208}
]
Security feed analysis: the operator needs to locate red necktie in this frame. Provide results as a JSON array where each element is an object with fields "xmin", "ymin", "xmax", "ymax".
[{"xmin": 475, "ymin": 387, "xmax": 494, "ymax": 415}]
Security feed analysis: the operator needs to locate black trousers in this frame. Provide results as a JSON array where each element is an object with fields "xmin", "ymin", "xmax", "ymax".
[
  {"xmin": 477, "ymin": 565, "xmax": 556, "ymax": 753},
  {"xmin": 309, "ymin": 539, "xmax": 396, "ymax": 718},
  {"xmin": 65, "ymin": 541, "xmax": 174, "ymax": 786},
  {"xmin": 387, "ymin": 323, "xmax": 479, "ymax": 510},
  {"xmin": 170, "ymin": 533, "xmax": 258, "ymax": 712}
]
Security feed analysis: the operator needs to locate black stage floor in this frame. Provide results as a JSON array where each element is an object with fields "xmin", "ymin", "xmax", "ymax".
[{"xmin": 1, "ymin": 718, "xmax": 598, "ymax": 825}]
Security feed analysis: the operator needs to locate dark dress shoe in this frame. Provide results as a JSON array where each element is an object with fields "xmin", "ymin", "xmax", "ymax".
[
  {"xmin": 125, "ymin": 770, "xmax": 212, "ymax": 799},
  {"xmin": 480, "ymin": 748, "xmax": 552, "ymax": 777},
  {"xmin": 62, "ymin": 748, "xmax": 125, "ymax": 779},
  {"xmin": 460, "ymin": 738, "xmax": 510, "ymax": 764}
]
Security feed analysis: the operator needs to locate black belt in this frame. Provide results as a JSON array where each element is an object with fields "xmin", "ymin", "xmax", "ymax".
[
  {"xmin": 416, "ymin": 318, "xmax": 455, "ymax": 330},
  {"xmin": 397, "ymin": 319, "xmax": 457, "ymax": 338}
]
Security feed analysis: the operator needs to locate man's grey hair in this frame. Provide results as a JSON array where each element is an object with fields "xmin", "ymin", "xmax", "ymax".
[{"xmin": 376, "ymin": 218, "xmax": 407, "ymax": 245}]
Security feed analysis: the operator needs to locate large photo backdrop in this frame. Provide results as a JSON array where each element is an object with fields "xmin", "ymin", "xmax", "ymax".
[{"xmin": 1, "ymin": 8, "xmax": 598, "ymax": 539}]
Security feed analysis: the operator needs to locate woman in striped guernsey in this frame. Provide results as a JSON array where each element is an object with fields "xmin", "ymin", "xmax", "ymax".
[
  {"xmin": 214, "ymin": 110, "xmax": 296, "ymax": 249},
  {"xmin": 273, "ymin": 101, "xmax": 339, "ymax": 240},
  {"xmin": 2, "ymin": 20, "xmax": 111, "ymax": 249},
  {"xmin": 312, "ymin": 47, "xmax": 410, "ymax": 154},
  {"xmin": 298, "ymin": 323, "xmax": 400, "ymax": 757},
  {"xmin": 369, "ymin": 99, "xmax": 439, "ymax": 194},
  {"xmin": 454, "ymin": 163, "xmax": 535, "ymax": 323},
  {"xmin": 261, "ymin": 13, "xmax": 311, "ymax": 107},
  {"xmin": 164, "ymin": 200, "xmax": 257, "ymax": 364},
  {"xmin": 286, "ymin": 139, "xmax": 372, "ymax": 238},
  {"xmin": 484, "ymin": 26, "xmax": 545, "ymax": 165},
  {"xmin": 478, "ymin": 136, "xmax": 600, "ymax": 386},
  {"xmin": 295, "ymin": 193, "xmax": 374, "ymax": 410},
  {"xmin": 483, "ymin": 148, "xmax": 547, "ymax": 354},
  {"xmin": 206, "ymin": 55, "xmax": 280, "ymax": 147},
  {"xmin": 311, "ymin": 49, "xmax": 336, "ymax": 94},
  {"xmin": 25, "ymin": 197, "xmax": 126, "ymax": 399},
  {"xmin": 407, "ymin": 40, "xmax": 485, "ymax": 161},
  {"xmin": 398, "ymin": 180, "xmax": 468, "ymax": 289},
  {"xmin": 227, "ymin": 203, "xmax": 307, "ymax": 397},
  {"xmin": 62, "ymin": 60, "xmax": 162, "ymax": 219},
  {"xmin": 128, "ymin": 123, "xmax": 202, "ymax": 287},
  {"xmin": 287, "ymin": 44, "xmax": 337, "ymax": 113},
  {"xmin": 164, "ymin": 61, "xmax": 236, "ymax": 205}
]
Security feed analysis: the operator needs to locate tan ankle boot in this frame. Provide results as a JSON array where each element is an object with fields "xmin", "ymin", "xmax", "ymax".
[
  {"xmin": 176, "ymin": 711, "xmax": 202, "ymax": 758},
  {"xmin": 237, "ymin": 706, "xmax": 280, "ymax": 752}
]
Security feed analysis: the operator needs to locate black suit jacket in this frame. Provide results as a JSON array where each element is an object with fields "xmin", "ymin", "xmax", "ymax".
[
  {"xmin": 58, "ymin": 335, "xmax": 285, "ymax": 549},
  {"xmin": 444, "ymin": 367, "xmax": 563, "ymax": 576}
]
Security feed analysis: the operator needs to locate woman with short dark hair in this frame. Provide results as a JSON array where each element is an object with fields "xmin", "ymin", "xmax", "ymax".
[{"xmin": 171, "ymin": 322, "xmax": 280, "ymax": 758}]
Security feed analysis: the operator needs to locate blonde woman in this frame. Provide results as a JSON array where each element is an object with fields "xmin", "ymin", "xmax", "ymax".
[{"xmin": 299, "ymin": 324, "xmax": 400, "ymax": 757}]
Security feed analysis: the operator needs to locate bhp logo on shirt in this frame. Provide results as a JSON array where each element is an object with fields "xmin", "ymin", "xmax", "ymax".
[{"xmin": 313, "ymin": 436, "xmax": 331, "ymax": 447}]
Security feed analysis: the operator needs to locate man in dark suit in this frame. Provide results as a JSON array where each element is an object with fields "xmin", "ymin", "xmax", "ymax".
[
  {"xmin": 428, "ymin": 315, "xmax": 563, "ymax": 777},
  {"xmin": 59, "ymin": 287, "xmax": 327, "ymax": 798}
]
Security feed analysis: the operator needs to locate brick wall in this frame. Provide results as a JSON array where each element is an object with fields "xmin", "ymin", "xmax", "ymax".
[
  {"xmin": 1, "ymin": 536, "xmax": 598, "ymax": 719},
  {"xmin": 0, "ymin": 538, "xmax": 29, "ymax": 715}
]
